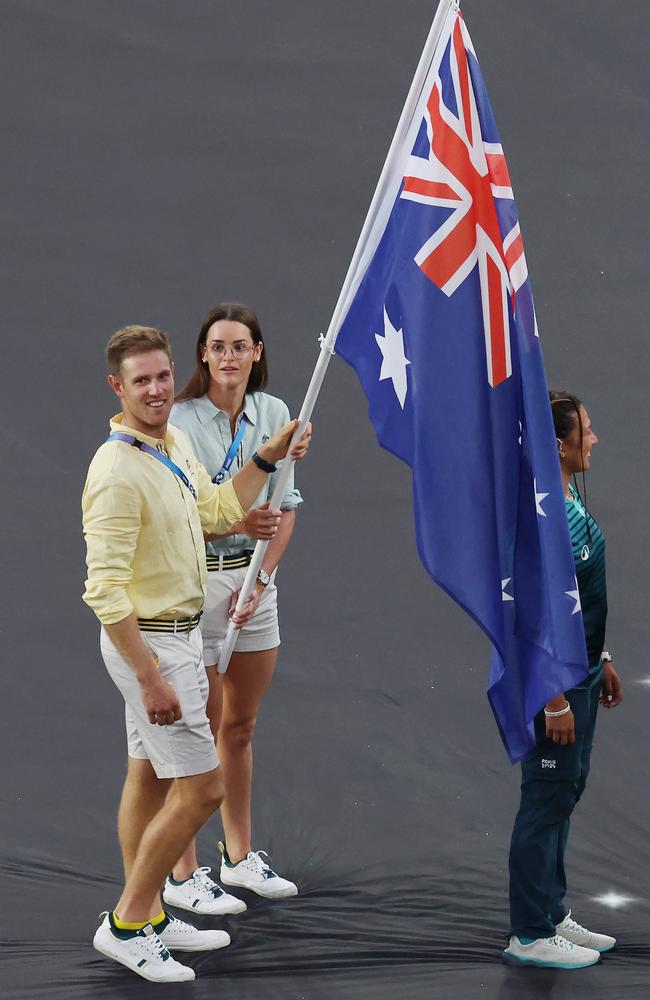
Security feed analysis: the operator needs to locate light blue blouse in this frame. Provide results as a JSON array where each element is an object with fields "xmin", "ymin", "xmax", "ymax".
[{"xmin": 170, "ymin": 392, "xmax": 303, "ymax": 557}]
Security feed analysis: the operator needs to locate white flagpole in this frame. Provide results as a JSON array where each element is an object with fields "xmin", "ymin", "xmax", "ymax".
[{"xmin": 217, "ymin": 0, "xmax": 457, "ymax": 673}]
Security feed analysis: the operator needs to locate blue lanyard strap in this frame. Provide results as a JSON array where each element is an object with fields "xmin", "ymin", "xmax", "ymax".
[
  {"xmin": 212, "ymin": 413, "xmax": 250, "ymax": 484},
  {"xmin": 106, "ymin": 432, "xmax": 197, "ymax": 500}
]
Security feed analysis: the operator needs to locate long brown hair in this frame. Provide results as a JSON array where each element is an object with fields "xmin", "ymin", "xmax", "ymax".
[{"xmin": 175, "ymin": 303, "xmax": 269, "ymax": 401}]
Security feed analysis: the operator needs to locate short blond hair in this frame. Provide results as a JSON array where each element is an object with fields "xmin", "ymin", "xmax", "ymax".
[{"xmin": 106, "ymin": 325, "xmax": 172, "ymax": 375}]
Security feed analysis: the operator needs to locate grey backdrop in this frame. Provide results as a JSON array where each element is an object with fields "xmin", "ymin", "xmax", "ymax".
[{"xmin": 1, "ymin": 2, "xmax": 648, "ymax": 997}]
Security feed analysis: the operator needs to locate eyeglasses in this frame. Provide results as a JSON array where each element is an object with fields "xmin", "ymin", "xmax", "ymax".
[{"xmin": 207, "ymin": 342, "xmax": 256, "ymax": 359}]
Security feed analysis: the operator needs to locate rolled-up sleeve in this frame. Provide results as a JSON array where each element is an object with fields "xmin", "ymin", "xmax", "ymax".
[
  {"xmin": 82, "ymin": 474, "xmax": 141, "ymax": 625},
  {"xmin": 270, "ymin": 460, "xmax": 303, "ymax": 511},
  {"xmin": 195, "ymin": 462, "xmax": 246, "ymax": 534}
]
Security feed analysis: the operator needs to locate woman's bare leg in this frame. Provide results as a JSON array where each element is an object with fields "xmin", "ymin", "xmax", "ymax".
[{"xmin": 217, "ymin": 648, "xmax": 277, "ymax": 862}]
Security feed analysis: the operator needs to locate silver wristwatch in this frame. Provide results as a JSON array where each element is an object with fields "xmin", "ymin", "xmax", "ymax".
[
  {"xmin": 601, "ymin": 650, "xmax": 612, "ymax": 662},
  {"xmin": 256, "ymin": 569, "xmax": 271, "ymax": 588}
]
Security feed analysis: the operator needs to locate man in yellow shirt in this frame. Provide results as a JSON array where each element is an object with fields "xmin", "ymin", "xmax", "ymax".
[{"xmin": 82, "ymin": 325, "xmax": 310, "ymax": 983}]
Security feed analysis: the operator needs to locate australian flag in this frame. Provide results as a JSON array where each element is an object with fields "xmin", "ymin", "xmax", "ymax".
[{"xmin": 335, "ymin": 6, "xmax": 588, "ymax": 762}]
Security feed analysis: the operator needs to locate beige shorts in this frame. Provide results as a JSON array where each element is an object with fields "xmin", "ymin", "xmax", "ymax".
[
  {"xmin": 100, "ymin": 626, "xmax": 218, "ymax": 779},
  {"xmin": 201, "ymin": 565, "xmax": 280, "ymax": 666}
]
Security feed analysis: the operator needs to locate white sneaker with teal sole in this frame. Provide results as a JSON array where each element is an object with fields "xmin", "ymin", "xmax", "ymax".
[
  {"xmin": 93, "ymin": 913, "xmax": 195, "ymax": 982},
  {"xmin": 163, "ymin": 866, "xmax": 247, "ymax": 915},
  {"xmin": 503, "ymin": 934, "xmax": 600, "ymax": 969},
  {"xmin": 218, "ymin": 842, "xmax": 298, "ymax": 899},
  {"xmin": 158, "ymin": 913, "xmax": 230, "ymax": 952},
  {"xmin": 556, "ymin": 911, "xmax": 616, "ymax": 952}
]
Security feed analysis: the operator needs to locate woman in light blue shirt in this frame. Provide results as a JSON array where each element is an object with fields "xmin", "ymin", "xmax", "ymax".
[{"xmin": 164, "ymin": 303, "xmax": 303, "ymax": 913}]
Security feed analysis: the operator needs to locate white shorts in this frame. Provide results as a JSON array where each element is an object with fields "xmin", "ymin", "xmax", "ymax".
[
  {"xmin": 100, "ymin": 626, "xmax": 219, "ymax": 779},
  {"xmin": 201, "ymin": 565, "xmax": 280, "ymax": 665}
]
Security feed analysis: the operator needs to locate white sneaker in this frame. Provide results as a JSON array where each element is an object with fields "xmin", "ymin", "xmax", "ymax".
[
  {"xmin": 158, "ymin": 913, "xmax": 230, "ymax": 952},
  {"xmin": 218, "ymin": 842, "xmax": 298, "ymax": 899},
  {"xmin": 503, "ymin": 934, "xmax": 600, "ymax": 969},
  {"xmin": 93, "ymin": 913, "xmax": 195, "ymax": 982},
  {"xmin": 556, "ymin": 911, "xmax": 616, "ymax": 952},
  {"xmin": 163, "ymin": 867, "xmax": 247, "ymax": 915}
]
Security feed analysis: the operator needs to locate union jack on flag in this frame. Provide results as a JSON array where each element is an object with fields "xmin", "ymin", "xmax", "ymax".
[
  {"xmin": 401, "ymin": 14, "xmax": 528, "ymax": 388},
  {"xmin": 335, "ymin": 2, "xmax": 588, "ymax": 762}
]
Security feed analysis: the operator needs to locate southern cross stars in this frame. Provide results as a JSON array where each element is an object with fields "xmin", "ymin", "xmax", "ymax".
[
  {"xmin": 565, "ymin": 575, "xmax": 581, "ymax": 615},
  {"xmin": 534, "ymin": 478, "xmax": 549, "ymax": 517},
  {"xmin": 375, "ymin": 308, "xmax": 411, "ymax": 408}
]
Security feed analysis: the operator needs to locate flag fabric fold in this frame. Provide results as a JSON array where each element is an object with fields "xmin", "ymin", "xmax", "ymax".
[{"xmin": 335, "ymin": 6, "xmax": 588, "ymax": 762}]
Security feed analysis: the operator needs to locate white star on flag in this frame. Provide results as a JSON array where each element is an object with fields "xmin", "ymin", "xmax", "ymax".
[
  {"xmin": 565, "ymin": 575, "xmax": 581, "ymax": 615},
  {"xmin": 534, "ymin": 478, "xmax": 549, "ymax": 517},
  {"xmin": 501, "ymin": 578, "xmax": 514, "ymax": 602},
  {"xmin": 375, "ymin": 308, "xmax": 411, "ymax": 408}
]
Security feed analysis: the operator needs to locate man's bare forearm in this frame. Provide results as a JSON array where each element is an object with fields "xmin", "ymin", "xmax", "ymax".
[
  {"xmin": 104, "ymin": 615, "xmax": 182, "ymax": 724},
  {"xmin": 229, "ymin": 425, "xmax": 297, "ymax": 511},
  {"xmin": 104, "ymin": 614, "xmax": 159, "ymax": 684},
  {"xmin": 230, "ymin": 456, "xmax": 275, "ymax": 511}
]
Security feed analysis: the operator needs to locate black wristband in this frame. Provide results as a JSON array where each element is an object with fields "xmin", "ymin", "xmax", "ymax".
[{"xmin": 251, "ymin": 451, "xmax": 277, "ymax": 474}]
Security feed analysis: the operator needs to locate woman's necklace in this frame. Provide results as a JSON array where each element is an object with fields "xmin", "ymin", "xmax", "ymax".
[{"xmin": 567, "ymin": 485, "xmax": 586, "ymax": 518}]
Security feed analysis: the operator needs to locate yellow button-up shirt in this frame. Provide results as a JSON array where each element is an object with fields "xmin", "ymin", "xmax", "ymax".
[{"xmin": 82, "ymin": 414, "xmax": 245, "ymax": 625}]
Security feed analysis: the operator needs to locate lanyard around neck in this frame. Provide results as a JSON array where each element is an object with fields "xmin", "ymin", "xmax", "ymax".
[
  {"xmin": 106, "ymin": 432, "xmax": 197, "ymax": 500},
  {"xmin": 212, "ymin": 413, "xmax": 250, "ymax": 484}
]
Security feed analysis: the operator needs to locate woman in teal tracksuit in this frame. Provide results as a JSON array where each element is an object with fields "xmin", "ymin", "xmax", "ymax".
[{"xmin": 504, "ymin": 391, "xmax": 624, "ymax": 970}]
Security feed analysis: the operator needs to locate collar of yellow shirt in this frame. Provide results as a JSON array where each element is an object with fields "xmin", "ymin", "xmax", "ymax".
[{"xmin": 110, "ymin": 411, "xmax": 177, "ymax": 450}]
